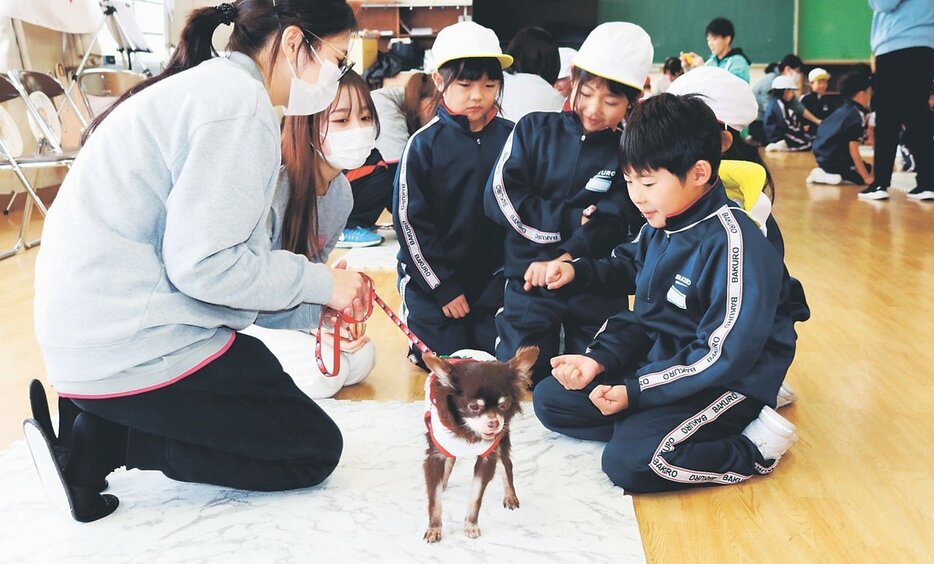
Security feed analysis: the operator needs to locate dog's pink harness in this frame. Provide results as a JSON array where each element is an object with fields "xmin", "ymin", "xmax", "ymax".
[{"xmin": 424, "ymin": 350, "xmax": 503, "ymax": 459}]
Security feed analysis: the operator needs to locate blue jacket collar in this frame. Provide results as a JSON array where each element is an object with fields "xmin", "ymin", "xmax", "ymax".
[
  {"xmin": 664, "ymin": 179, "xmax": 733, "ymax": 232},
  {"xmin": 436, "ymin": 103, "xmax": 499, "ymax": 135}
]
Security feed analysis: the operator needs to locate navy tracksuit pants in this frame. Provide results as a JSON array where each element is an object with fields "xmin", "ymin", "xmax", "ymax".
[
  {"xmin": 399, "ymin": 270, "xmax": 504, "ymax": 366},
  {"xmin": 495, "ymin": 278, "xmax": 627, "ymax": 385},
  {"xmin": 533, "ymin": 376, "xmax": 771, "ymax": 493}
]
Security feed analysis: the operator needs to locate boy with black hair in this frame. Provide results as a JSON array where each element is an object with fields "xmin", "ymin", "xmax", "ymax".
[
  {"xmin": 530, "ymin": 93, "xmax": 803, "ymax": 493},
  {"xmin": 703, "ymin": 17, "xmax": 751, "ymax": 83},
  {"xmin": 808, "ymin": 72, "xmax": 874, "ymax": 187}
]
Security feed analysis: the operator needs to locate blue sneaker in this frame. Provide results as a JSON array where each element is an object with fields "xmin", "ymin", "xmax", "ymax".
[{"xmin": 336, "ymin": 226, "xmax": 384, "ymax": 248}]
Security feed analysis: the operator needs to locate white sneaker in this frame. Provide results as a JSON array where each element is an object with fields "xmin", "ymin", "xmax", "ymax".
[
  {"xmin": 806, "ymin": 167, "xmax": 843, "ymax": 185},
  {"xmin": 906, "ymin": 188, "xmax": 934, "ymax": 201},
  {"xmin": 858, "ymin": 184, "xmax": 890, "ymax": 200},
  {"xmin": 776, "ymin": 383, "xmax": 798, "ymax": 408},
  {"xmin": 742, "ymin": 406, "xmax": 799, "ymax": 462},
  {"xmin": 765, "ymin": 140, "xmax": 789, "ymax": 152}
]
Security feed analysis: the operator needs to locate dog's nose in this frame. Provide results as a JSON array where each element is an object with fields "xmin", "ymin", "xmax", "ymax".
[{"xmin": 486, "ymin": 419, "xmax": 499, "ymax": 430}]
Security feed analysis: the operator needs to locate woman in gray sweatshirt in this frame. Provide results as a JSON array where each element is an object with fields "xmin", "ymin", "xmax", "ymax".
[{"xmin": 26, "ymin": 1, "xmax": 368, "ymax": 522}]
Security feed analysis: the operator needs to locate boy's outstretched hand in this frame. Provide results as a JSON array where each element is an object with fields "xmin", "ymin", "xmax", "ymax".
[
  {"xmin": 589, "ymin": 385, "xmax": 629, "ymax": 416},
  {"xmin": 544, "ymin": 260, "xmax": 575, "ymax": 290},
  {"xmin": 523, "ymin": 252, "xmax": 572, "ymax": 291},
  {"xmin": 551, "ymin": 354, "xmax": 603, "ymax": 390}
]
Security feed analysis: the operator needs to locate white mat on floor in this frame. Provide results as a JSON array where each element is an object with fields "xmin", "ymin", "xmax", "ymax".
[
  {"xmin": 340, "ymin": 229, "xmax": 400, "ymax": 271},
  {"xmin": 0, "ymin": 401, "xmax": 644, "ymax": 563}
]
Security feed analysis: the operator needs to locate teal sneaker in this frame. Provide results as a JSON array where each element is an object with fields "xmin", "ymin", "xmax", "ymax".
[{"xmin": 336, "ymin": 226, "xmax": 384, "ymax": 248}]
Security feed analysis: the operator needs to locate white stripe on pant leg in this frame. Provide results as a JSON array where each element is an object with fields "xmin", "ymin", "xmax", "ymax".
[{"xmin": 648, "ymin": 391, "xmax": 754, "ymax": 486}]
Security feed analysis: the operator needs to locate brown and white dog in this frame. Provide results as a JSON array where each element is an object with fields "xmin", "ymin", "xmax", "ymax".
[{"xmin": 421, "ymin": 346, "xmax": 538, "ymax": 542}]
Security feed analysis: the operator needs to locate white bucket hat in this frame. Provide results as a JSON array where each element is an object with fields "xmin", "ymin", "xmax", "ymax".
[
  {"xmin": 771, "ymin": 75, "xmax": 799, "ymax": 90},
  {"xmin": 667, "ymin": 67, "xmax": 758, "ymax": 131},
  {"xmin": 808, "ymin": 67, "xmax": 830, "ymax": 82},
  {"xmin": 557, "ymin": 47, "xmax": 577, "ymax": 80},
  {"xmin": 572, "ymin": 22, "xmax": 653, "ymax": 90},
  {"xmin": 431, "ymin": 21, "xmax": 513, "ymax": 71}
]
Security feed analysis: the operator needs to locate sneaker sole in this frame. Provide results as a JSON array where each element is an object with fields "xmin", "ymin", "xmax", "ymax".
[
  {"xmin": 24, "ymin": 418, "xmax": 74, "ymax": 519},
  {"xmin": 906, "ymin": 193, "xmax": 934, "ymax": 201},
  {"xmin": 335, "ymin": 240, "xmax": 384, "ymax": 248},
  {"xmin": 858, "ymin": 192, "xmax": 889, "ymax": 200}
]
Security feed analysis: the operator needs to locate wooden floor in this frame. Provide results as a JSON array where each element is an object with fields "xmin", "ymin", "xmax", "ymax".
[{"xmin": 1, "ymin": 153, "xmax": 932, "ymax": 562}]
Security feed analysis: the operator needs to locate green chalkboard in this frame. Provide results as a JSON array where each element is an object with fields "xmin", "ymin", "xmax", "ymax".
[
  {"xmin": 597, "ymin": 0, "xmax": 794, "ymax": 64},
  {"xmin": 799, "ymin": 0, "xmax": 872, "ymax": 61}
]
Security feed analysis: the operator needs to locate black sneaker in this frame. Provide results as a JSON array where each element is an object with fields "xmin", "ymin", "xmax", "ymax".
[
  {"xmin": 906, "ymin": 187, "xmax": 934, "ymax": 201},
  {"xmin": 858, "ymin": 184, "xmax": 889, "ymax": 201}
]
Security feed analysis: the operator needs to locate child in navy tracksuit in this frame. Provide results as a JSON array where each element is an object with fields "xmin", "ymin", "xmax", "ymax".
[
  {"xmin": 393, "ymin": 22, "xmax": 514, "ymax": 365},
  {"xmin": 810, "ymin": 72, "xmax": 874, "ymax": 187},
  {"xmin": 764, "ymin": 75, "xmax": 814, "ymax": 151},
  {"xmin": 483, "ymin": 22, "xmax": 651, "ymax": 385},
  {"xmin": 532, "ymin": 94, "xmax": 802, "ymax": 493}
]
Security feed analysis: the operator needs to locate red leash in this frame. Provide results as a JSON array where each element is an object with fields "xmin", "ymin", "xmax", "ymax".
[{"xmin": 316, "ymin": 273, "xmax": 433, "ymax": 376}]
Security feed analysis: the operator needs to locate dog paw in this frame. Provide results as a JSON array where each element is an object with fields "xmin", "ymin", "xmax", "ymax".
[
  {"xmin": 423, "ymin": 527, "xmax": 442, "ymax": 543},
  {"xmin": 464, "ymin": 522, "xmax": 481, "ymax": 539},
  {"xmin": 503, "ymin": 495, "xmax": 520, "ymax": 510}
]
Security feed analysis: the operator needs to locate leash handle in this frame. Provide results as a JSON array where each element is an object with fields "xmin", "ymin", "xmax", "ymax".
[{"xmin": 315, "ymin": 273, "xmax": 433, "ymax": 377}]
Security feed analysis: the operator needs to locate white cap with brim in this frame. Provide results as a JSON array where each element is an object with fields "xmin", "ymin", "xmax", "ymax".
[
  {"xmin": 667, "ymin": 66, "xmax": 758, "ymax": 131},
  {"xmin": 431, "ymin": 21, "xmax": 513, "ymax": 71},
  {"xmin": 572, "ymin": 22, "xmax": 653, "ymax": 90},
  {"xmin": 808, "ymin": 67, "xmax": 830, "ymax": 82},
  {"xmin": 771, "ymin": 75, "xmax": 799, "ymax": 90},
  {"xmin": 557, "ymin": 47, "xmax": 577, "ymax": 80}
]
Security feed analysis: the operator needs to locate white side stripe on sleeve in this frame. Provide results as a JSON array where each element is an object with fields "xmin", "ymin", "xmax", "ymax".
[
  {"xmin": 639, "ymin": 206, "xmax": 744, "ymax": 391},
  {"xmin": 397, "ymin": 117, "xmax": 442, "ymax": 289},
  {"xmin": 489, "ymin": 128, "xmax": 562, "ymax": 244}
]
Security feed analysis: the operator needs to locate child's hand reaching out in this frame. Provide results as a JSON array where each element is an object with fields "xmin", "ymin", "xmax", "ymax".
[
  {"xmin": 550, "ymin": 354, "xmax": 603, "ymax": 390},
  {"xmin": 524, "ymin": 253, "xmax": 573, "ymax": 291}
]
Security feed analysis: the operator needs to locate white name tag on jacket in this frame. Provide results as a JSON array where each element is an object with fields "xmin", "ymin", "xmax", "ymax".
[
  {"xmin": 585, "ymin": 177, "xmax": 611, "ymax": 192},
  {"xmin": 667, "ymin": 285, "xmax": 687, "ymax": 309}
]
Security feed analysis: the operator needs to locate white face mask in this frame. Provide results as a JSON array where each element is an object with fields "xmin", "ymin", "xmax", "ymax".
[
  {"xmin": 321, "ymin": 126, "xmax": 377, "ymax": 170},
  {"xmin": 283, "ymin": 38, "xmax": 342, "ymax": 116}
]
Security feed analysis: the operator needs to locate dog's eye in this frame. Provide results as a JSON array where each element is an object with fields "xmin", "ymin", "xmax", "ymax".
[
  {"xmin": 467, "ymin": 402, "xmax": 483, "ymax": 414},
  {"xmin": 499, "ymin": 400, "xmax": 512, "ymax": 411}
]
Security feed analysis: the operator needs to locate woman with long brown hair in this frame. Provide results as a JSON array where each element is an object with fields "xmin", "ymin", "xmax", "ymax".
[
  {"xmin": 243, "ymin": 69, "xmax": 380, "ymax": 398},
  {"xmin": 26, "ymin": 0, "xmax": 369, "ymax": 522}
]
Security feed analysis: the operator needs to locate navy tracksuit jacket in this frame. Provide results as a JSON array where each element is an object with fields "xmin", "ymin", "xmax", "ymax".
[
  {"xmin": 393, "ymin": 105, "xmax": 513, "ymax": 362},
  {"xmin": 483, "ymin": 110, "xmax": 642, "ymax": 383},
  {"xmin": 533, "ymin": 183, "xmax": 810, "ymax": 493}
]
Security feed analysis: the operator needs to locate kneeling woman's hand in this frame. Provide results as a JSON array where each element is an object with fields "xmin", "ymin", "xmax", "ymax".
[
  {"xmin": 320, "ymin": 328, "xmax": 370, "ymax": 354},
  {"xmin": 327, "ymin": 260, "xmax": 370, "ymax": 320}
]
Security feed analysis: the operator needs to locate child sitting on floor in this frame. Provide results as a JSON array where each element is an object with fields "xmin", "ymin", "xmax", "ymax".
[{"xmin": 530, "ymin": 93, "xmax": 804, "ymax": 493}]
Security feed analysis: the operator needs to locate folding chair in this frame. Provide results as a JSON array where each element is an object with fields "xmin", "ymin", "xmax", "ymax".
[
  {"xmin": 0, "ymin": 73, "xmax": 77, "ymax": 260},
  {"xmin": 77, "ymin": 68, "xmax": 146, "ymax": 118}
]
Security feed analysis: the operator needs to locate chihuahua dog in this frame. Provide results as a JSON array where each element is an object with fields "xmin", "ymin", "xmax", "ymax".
[{"xmin": 421, "ymin": 346, "xmax": 538, "ymax": 543}]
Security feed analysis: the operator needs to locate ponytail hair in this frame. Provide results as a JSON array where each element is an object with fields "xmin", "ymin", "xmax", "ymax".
[{"xmin": 81, "ymin": 0, "xmax": 355, "ymax": 145}]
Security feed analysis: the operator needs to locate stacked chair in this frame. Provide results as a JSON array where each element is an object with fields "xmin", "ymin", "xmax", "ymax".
[{"xmin": 0, "ymin": 71, "xmax": 80, "ymax": 260}]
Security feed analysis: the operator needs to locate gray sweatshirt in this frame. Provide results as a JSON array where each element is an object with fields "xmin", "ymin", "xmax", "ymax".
[{"xmin": 34, "ymin": 52, "xmax": 336, "ymax": 397}]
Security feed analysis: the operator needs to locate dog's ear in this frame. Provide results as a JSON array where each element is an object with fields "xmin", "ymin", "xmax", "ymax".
[
  {"xmin": 423, "ymin": 353, "xmax": 456, "ymax": 388},
  {"xmin": 507, "ymin": 346, "xmax": 539, "ymax": 390}
]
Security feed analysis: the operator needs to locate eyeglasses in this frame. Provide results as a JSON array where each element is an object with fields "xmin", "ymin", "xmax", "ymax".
[{"xmin": 303, "ymin": 29, "xmax": 355, "ymax": 79}]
